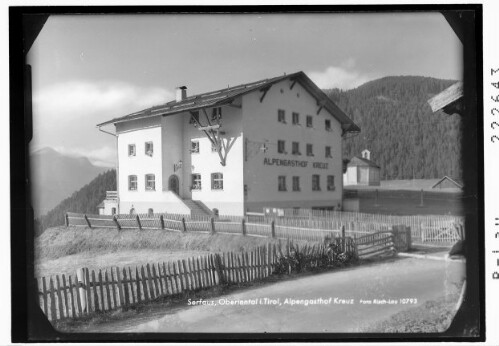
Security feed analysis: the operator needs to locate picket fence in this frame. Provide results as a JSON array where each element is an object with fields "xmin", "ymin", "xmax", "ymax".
[{"xmin": 36, "ymin": 239, "xmax": 357, "ymax": 322}]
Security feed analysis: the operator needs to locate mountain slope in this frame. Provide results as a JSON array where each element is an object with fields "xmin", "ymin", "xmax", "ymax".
[
  {"xmin": 34, "ymin": 169, "xmax": 117, "ymax": 236},
  {"xmin": 30, "ymin": 147, "xmax": 108, "ymax": 217},
  {"xmin": 325, "ymin": 76, "xmax": 461, "ymax": 180}
]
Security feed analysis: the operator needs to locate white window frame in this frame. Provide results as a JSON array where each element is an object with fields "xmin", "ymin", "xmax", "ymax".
[
  {"xmin": 145, "ymin": 174, "xmax": 155, "ymax": 191},
  {"xmin": 306, "ymin": 115, "xmax": 313, "ymax": 128},
  {"xmin": 327, "ymin": 175, "xmax": 335, "ymax": 191},
  {"xmin": 278, "ymin": 176, "xmax": 287, "ymax": 192},
  {"xmin": 325, "ymin": 146, "xmax": 332, "ymax": 158},
  {"xmin": 312, "ymin": 174, "xmax": 321, "ymax": 191},
  {"xmin": 191, "ymin": 173, "xmax": 202, "ymax": 190},
  {"xmin": 128, "ymin": 175, "xmax": 137, "ymax": 191},
  {"xmin": 145, "ymin": 141, "xmax": 153, "ymax": 157},
  {"xmin": 191, "ymin": 140, "xmax": 200, "ymax": 154},
  {"xmin": 277, "ymin": 109, "xmax": 286, "ymax": 124},
  {"xmin": 292, "ymin": 112, "xmax": 300, "ymax": 125},
  {"xmin": 325, "ymin": 119, "xmax": 332, "ymax": 131},
  {"xmin": 292, "ymin": 142, "xmax": 300, "ymax": 155},
  {"xmin": 292, "ymin": 176, "xmax": 300, "ymax": 191},
  {"xmin": 307, "ymin": 143, "xmax": 314, "ymax": 157},
  {"xmin": 128, "ymin": 144, "xmax": 136, "ymax": 157},
  {"xmin": 211, "ymin": 173, "xmax": 223, "ymax": 190}
]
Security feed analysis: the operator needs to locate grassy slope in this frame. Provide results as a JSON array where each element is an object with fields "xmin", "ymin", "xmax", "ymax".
[{"xmin": 35, "ymin": 226, "xmax": 302, "ymax": 278}]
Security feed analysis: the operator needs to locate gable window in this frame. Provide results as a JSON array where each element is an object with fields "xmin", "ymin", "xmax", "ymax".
[
  {"xmin": 145, "ymin": 142, "xmax": 153, "ymax": 157},
  {"xmin": 306, "ymin": 144, "xmax": 314, "ymax": 157},
  {"xmin": 312, "ymin": 175, "xmax": 321, "ymax": 191},
  {"xmin": 189, "ymin": 111, "xmax": 199, "ymax": 125},
  {"xmin": 278, "ymin": 109, "xmax": 286, "ymax": 124},
  {"xmin": 278, "ymin": 140, "xmax": 286, "ymax": 154},
  {"xmin": 306, "ymin": 115, "xmax": 313, "ymax": 128},
  {"xmin": 191, "ymin": 140, "xmax": 200, "ymax": 153},
  {"xmin": 325, "ymin": 119, "xmax": 332, "ymax": 131},
  {"xmin": 292, "ymin": 112, "xmax": 300, "ymax": 125},
  {"xmin": 292, "ymin": 176, "xmax": 300, "ymax": 191},
  {"xmin": 128, "ymin": 175, "xmax": 137, "ymax": 191},
  {"xmin": 145, "ymin": 174, "xmax": 156, "ymax": 191},
  {"xmin": 211, "ymin": 173, "xmax": 223, "ymax": 190},
  {"xmin": 212, "ymin": 107, "xmax": 222, "ymax": 122},
  {"xmin": 211, "ymin": 142, "xmax": 219, "ymax": 152},
  {"xmin": 292, "ymin": 142, "xmax": 300, "ymax": 155},
  {"xmin": 191, "ymin": 173, "xmax": 202, "ymax": 190},
  {"xmin": 325, "ymin": 146, "xmax": 332, "ymax": 158},
  {"xmin": 128, "ymin": 144, "xmax": 136, "ymax": 157},
  {"xmin": 278, "ymin": 176, "xmax": 287, "ymax": 191},
  {"xmin": 327, "ymin": 175, "xmax": 335, "ymax": 191}
]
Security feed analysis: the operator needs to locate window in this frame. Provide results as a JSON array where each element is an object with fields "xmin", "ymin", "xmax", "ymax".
[
  {"xmin": 292, "ymin": 142, "xmax": 300, "ymax": 155},
  {"xmin": 312, "ymin": 175, "xmax": 321, "ymax": 191},
  {"xmin": 292, "ymin": 112, "xmax": 300, "ymax": 125},
  {"xmin": 306, "ymin": 115, "xmax": 313, "ymax": 128},
  {"xmin": 327, "ymin": 175, "xmax": 335, "ymax": 191},
  {"xmin": 292, "ymin": 176, "xmax": 300, "ymax": 191},
  {"xmin": 278, "ymin": 140, "xmax": 286, "ymax": 154},
  {"xmin": 278, "ymin": 109, "xmax": 286, "ymax": 123},
  {"xmin": 325, "ymin": 146, "xmax": 332, "ymax": 158},
  {"xmin": 189, "ymin": 111, "xmax": 199, "ymax": 125},
  {"xmin": 278, "ymin": 176, "xmax": 287, "ymax": 191},
  {"xmin": 325, "ymin": 119, "xmax": 332, "ymax": 131},
  {"xmin": 111, "ymin": 207, "xmax": 117, "ymax": 215},
  {"xmin": 211, "ymin": 107, "xmax": 222, "ymax": 122},
  {"xmin": 211, "ymin": 173, "xmax": 223, "ymax": 190},
  {"xmin": 145, "ymin": 142, "xmax": 153, "ymax": 156},
  {"xmin": 145, "ymin": 174, "xmax": 155, "ymax": 191},
  {"xmin": 128, "ymin": 175, "xmax": 137, "ymax": 191},
  {"xmin": 306, "ymin": 144, "xmax": 314, "ymax": 156},
  {"xmin": 128, "ymin": 144, "xmax": 136, "ymax": 156},
  {"xmin": 191, "ymin": 140, "xmax": 200, "ymax": 153},
  {"xmin": 191, "ymin": 173, "xmax": 202, "ymax": 190},
  {"xmin": 211, "ymin": 142, "xmax": 219, "ymax": 152}
]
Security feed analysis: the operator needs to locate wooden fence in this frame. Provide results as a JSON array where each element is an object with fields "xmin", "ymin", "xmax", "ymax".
[
  {"xmin": 356, "ymin": 232, "xmax": 396, "ymax": 258},
  {"xmin": 36, "ymin": 240, "xmax": 355, "ymax": 322}
]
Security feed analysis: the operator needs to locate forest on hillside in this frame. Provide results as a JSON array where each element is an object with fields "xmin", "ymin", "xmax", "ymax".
[
  {"xmin": 34, "ymin": 169, "xmax": 116, "ymax": 236},
  {"xmin": 325, "ymin": 76, "xmax": 462, "ymax": 180}
]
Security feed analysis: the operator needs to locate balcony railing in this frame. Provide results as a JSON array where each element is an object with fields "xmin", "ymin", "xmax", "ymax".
[{"xmin": 106, "ymin": 191, "xmax": 118, "ymax": 200}]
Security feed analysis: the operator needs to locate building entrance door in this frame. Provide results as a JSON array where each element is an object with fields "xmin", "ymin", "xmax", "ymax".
[{"xmin": 168, "ymin": 175, "xmax": 180, "ymax": 195}]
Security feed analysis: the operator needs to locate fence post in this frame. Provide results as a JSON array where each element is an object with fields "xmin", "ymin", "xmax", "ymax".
[
  {"xmin": 214, "ymin": 254, "xmax": 226, "ymax": 285},
  {"xmin": 136, "ymin": 214, "xmax": 142, "ymax": 230},
  {"xmin": 65, "ymin": 213, "xmax": 69, "ymax": 227},
  {"xmin": 182, "ymin": 217, "xmax": 187, "ymax": 232},
  {"xmin": 271, "ymin": 220, "xmax": 276, "ymax": 238},
  {"xmin": 113, "ymin": 216, "xmax": 121, "ymax": 231},
  {"xmin": 159, "ymin": 215, "xmax": 165, "ymax": 230},
  {"xmin": 242, "ymin": 219, "xmax": 246, "ymax": 236},
  {"xmin": 406, "ymin": 226, "xmax": 412, "ymax": 250},
  {"xmin": 84, "ymin": 214, "xmax": 92, "ymax": 229},
  {"xmin": 341, "ymin": 225, "xmax": 346, "ymax": 253},
  {"xmin": 211, "ymin": 217, "xmax": 216, "ymax": 234}
]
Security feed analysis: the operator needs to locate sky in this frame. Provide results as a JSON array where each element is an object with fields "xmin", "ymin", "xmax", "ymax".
[{"xmin": 27, "ymin": 12, "xmax": 462, "ymax": 167}]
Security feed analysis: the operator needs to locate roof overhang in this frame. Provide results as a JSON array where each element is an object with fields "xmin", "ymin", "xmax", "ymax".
[{"xmin": 427, "ymin": 81, "xmax": 463, "ymax": 115}]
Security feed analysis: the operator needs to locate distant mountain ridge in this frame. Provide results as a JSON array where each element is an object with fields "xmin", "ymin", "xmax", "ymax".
[
  {"xmin": 324, "ymin": 76, "xmax": 461, "ymax": 180},
  {"xmin": 30, "ymin": 147, "xmax": 108, "ymax": 217}
]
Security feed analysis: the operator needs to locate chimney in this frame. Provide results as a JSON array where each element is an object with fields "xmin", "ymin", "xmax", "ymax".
[
  {"xmin": 176, "ymin": 86, "xmax": 187, "ymax": 102},
  {"xmin": 362, "ymin": 149, "xmax": 371, "ymax": 160}
]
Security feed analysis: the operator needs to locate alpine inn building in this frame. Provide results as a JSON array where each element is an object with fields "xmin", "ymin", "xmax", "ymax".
[{"xmin": 97, "ymin": 71, "xmax": 360, "ymax": 216}]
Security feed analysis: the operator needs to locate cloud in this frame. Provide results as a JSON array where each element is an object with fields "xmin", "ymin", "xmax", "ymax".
[
  {"xmin": 33, "ymin": 80, "xmax": 173, "ymax": 123},
  {"xmin": 53, "ymin": 145, "xmax": 117, "ymax": 168},
  {"xmin": 307, "ymin": 61, "xmax": 375, "ymax": 90}
]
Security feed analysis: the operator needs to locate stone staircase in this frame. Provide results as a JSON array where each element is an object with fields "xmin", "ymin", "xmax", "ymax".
[{"xmin": 182, "ymin": 199, "xmax": 213, "ymax": 217}]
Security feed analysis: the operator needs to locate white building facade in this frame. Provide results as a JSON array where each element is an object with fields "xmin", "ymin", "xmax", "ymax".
[{"xmin": 97, "ymin": 72, "xmax": 360, "ymax": 216}]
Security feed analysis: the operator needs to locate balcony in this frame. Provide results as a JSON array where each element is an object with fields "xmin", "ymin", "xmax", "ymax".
[{"xmin": 106, "ymin": 191, "xmax": 118, "ymax": 200}]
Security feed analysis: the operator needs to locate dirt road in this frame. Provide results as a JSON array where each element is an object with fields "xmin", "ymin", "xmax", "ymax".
[{"xmin": 89, "ymin": 256, "xmax": 465, "ymax": 333}]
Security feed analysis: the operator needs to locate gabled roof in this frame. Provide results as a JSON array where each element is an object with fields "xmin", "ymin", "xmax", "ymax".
[
  {"xmin": 348, "ymin": 156, "xmax": 380, "ymax": 169},
  {"xmin": 431, "ymin": 176, "xmax": 463, "ymax": 189},
  {"xmin": 96, "ymin": 71, "xmax": 360, "ymax": 133}
]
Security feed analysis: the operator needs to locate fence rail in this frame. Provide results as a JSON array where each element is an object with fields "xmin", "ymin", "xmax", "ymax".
[{"xmin": 67, "ymin": 208, "xmax": 462, "ymax": 244}]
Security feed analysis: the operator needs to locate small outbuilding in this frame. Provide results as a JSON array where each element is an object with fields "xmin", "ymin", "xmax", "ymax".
[
  {"xmin": 431, "ymin": 176, "xmax": 463, "ymax": 190},
  {"xmin": 343, "ymin": 149, "xmax": 381, "ymax": 186}
]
